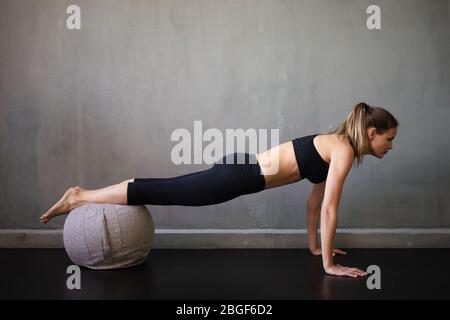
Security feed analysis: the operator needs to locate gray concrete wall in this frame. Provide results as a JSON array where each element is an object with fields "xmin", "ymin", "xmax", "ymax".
[{"xmin": 1, "ymin": 0, "xmax": 449, "ymax": 243}]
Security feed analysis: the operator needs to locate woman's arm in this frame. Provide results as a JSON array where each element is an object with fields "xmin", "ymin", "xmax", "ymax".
[
  {"xmin": 320, "ymin": 146, "xmax": 366, "ymax": 277},
  {"xmin": 307, "ymin": 182, "xmax": 347, "ymax": 256},
  {"xmin": 306, "ymin": 182, "xmax": 325, "ymax": 253},
  {"xmin": 307, "ymin": 206, "xmax": 321, "ymax": 253}
]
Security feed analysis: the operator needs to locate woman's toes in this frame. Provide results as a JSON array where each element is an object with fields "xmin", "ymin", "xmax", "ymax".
[
  {"xmin": 41, "ymin": 187, "xmax": 81, "ymax": 223},
  {"xmin": 39, "ymin": 187, "xmax": 82, "ymax": 224},
  {"xmin": 40, "ymin": 212, "xmax": 49, "ymax": 223}
]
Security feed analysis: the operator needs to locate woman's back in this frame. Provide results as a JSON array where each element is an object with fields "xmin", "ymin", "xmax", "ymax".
[{"xmin": 256, "ymin": 133, "xmax": 350, "ymax": 189}]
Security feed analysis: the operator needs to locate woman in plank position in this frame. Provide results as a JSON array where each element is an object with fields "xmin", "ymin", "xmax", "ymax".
[{"xmin": 40, "ymin": 102, "xmax": 398, "ymax": 278}]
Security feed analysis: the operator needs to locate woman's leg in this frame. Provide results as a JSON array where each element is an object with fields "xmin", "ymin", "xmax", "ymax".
[
  {"xmin": 127, "ymin": 162, "xmax": 245, "ymax": 206},
  {"xmin": 39, "ymin": 166, "xmax": 227, "ymax": 223},
  {"xmin": 127, "ymin": 153, "xmax": 265, "ymax": 206},
  {"xmin": 40, "ymin": 178, "xmax": 135, "ymax": 224},
  {"xmin": 40, "ymin": 152, "xmax": 265, "ymax": 223}
]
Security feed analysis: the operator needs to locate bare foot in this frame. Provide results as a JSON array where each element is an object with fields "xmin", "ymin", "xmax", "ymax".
[{"xmin": 40, "ymin": 187, "xmax": 83, "ymax": 224}]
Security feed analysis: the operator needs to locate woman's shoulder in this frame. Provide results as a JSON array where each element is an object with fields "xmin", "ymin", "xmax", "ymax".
[{"xmin": 317, "ymin": 133, "xmax": 354, "ymax": 159}]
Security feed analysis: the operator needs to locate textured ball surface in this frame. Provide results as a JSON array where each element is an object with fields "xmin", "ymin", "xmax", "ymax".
[{"xmin": 63, "ymin": 203, "xmax": 154, "ymax": 269}]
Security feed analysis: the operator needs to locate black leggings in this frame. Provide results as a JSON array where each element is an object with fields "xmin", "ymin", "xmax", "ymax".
[{"xmin": 127, "ymin": 153, "xmax": 266, "ymax": 206}]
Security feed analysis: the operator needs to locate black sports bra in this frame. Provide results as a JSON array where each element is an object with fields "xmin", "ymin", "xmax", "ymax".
[{"xmin": 292, "ymin": 134, "xmax": 330, "ymax": 184}]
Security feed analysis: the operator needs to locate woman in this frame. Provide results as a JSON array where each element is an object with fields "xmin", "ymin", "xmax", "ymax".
[{"xmin": 40, "ymin": 102, "xmax": 398, "ymax": 278}]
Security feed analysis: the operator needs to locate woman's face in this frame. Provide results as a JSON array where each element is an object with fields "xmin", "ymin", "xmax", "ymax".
[{"xmin": 367, "ymin": 127, "xmax": 397, "ymax": 158}]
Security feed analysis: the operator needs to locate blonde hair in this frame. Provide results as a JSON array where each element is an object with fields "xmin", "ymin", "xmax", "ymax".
[{"xmin": 325, "ymin": 102, "xmax": 399, "ymax": 167}]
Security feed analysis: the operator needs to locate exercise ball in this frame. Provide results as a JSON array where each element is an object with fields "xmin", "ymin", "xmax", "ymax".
[{"xmin": 63, "ymin": 203, "xmax": 154, "ymax": 270}]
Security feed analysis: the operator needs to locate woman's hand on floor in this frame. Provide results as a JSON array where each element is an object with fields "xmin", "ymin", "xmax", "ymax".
[
  {"xmin": 324, "ymin": 264, "xmax": 367, "ymax": 278},
  {"xmin": 310, "ymin": 247, "xmax": 347, "ymax": 256}
]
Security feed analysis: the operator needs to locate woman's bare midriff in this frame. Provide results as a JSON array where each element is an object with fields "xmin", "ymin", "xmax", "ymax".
[
  {"xmin": 255, "ymin": 134, "xmax": 336, "ymax": 190},
  {"xmin": 255, "ymin": 140, "xmax": 301, "ymax": 190}
]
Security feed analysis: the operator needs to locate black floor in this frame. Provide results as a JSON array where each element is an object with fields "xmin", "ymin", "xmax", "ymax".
[{"xmin": 1, "ymin": 248, "xmax": 449, "ymax": 300}]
